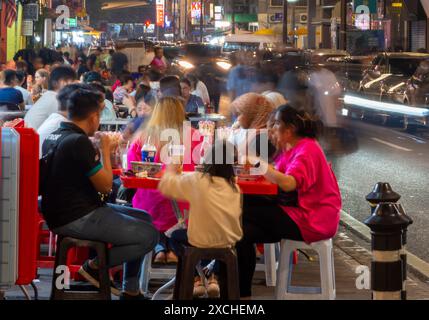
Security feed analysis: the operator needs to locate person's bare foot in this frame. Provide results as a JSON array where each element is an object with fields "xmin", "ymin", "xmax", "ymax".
[
  {"xmin": 166, "ymin": 251, "xmax": 178, "ymax": 264},
  {"xmin": 153, "ymin": 251, "xmax": 166, "ymax": 264}
]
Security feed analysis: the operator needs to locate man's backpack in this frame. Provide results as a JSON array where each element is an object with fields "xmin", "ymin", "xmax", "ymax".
[{"xmin": 39, "ymin": 134, "xmax": 70, "ymax": 197}]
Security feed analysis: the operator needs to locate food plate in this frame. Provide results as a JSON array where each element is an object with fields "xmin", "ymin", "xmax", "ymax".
[
  {"xmin": 131, "ymin": 161, "xmax": 163, "ymax": 177},
  {"xmin": 233, "ymin": 165, "xmax": 263, "ymax": 181}
]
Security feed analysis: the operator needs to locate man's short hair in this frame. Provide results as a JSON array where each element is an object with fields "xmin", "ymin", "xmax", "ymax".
[
  {"xmin": 16, "ymin": 71, "xmax": 26, "ymax": 84},
  {"xmin": 48, "ymin": 65, "xmax": 77, "ymax": 91},
  {"xmin": 1, "ymin": 69, "xmax": 19, "ymax": 86},
  {"xmin": 160, "ymin": 75, "xmax": 181, "ymax": 97},
  {"xmin": 57, "ymin": 83, "xmax": 92, "ymax": 112},
  {"xmin": 88, "ymin": 82, "xmax": 107, "ymax": 95},
  {"xmin": 66, "ymin": 88, "xmax": 103, "ymax": 120},
  {"xmin": 83, "ymin": 71, "xmax": 102, "ymax": 84}
]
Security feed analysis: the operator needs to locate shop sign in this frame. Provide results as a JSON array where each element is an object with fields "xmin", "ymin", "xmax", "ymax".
[{"xmin": 22, "ymin": 20, "xmax": 34, "ymax": 36}]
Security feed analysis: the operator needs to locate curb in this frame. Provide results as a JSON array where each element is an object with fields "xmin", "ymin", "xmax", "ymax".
[{"xmin": 340, "ymin": 210, "xmax": 429, "ymax": 282}]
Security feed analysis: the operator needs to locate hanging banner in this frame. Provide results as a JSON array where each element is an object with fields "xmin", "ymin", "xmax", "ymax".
[{"xmin": 156, "ymin": 0, "xmax": 165, "ymax": 27}]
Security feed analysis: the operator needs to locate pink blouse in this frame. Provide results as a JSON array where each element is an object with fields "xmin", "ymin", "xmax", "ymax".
[
  {"xmin": 127, "ymin": 129, "xmax": 202, "ymax": 232},
  {"xmin": 275, "ymin": 138, "xmax": 342, "ymax": 243}
]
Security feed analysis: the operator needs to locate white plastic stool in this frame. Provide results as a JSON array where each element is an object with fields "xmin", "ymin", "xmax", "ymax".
[{"xmin": 275, "ymin": 238, "xmax": 336, "ymax": 300}]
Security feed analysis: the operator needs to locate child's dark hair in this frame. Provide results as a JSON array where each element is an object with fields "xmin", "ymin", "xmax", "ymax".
[
  {"xmin": 119, "ymin": 73, "xmax": 133, "ymax": 86},
  {"xmin": 202, "ymin": 140, "xmax": 238, "ymax": 192},
  {"xmin": 276, "ymin": 104, "xmax": 321, "ymax": 139}
]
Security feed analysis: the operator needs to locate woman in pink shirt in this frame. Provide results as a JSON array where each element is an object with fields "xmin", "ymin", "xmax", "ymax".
[
  {"xmin": 236, "ymin": 104, "xmax": 342, "ymax": 298},
  {"xmin": 127, "ymin": 96, "xmax": 202, "ymax": 264},
  {"xmin": 150, "ymin": 47, "xmax": 168, "ymax": 74}
]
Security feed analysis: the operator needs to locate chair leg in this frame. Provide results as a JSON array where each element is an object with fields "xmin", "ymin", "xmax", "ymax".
[
  {"xmin": 319, "ymin": 242, "xmax": 335, "ymax": 300},
  {"xmin": 140, "ymin": 252, "xmax": 152, "ymax": 293},
  {"xmin": 95, "ymin": 242, "xmax": 111, "ymax": 300},
  {"xmin": 275, "ymin": 241, "xmax": 294, "ymax": 300},
  {"xmin": 224, "ymin": 252, "xmax": 240, "ymax": 300},
  {"xmin": 51, "ymin": 237, "xmax": 72, "ymax": 300},
  {"xmin": 173, "ymin": 255, "xmax": 183, "ymax": 300},
  {"xmin": 264, "ymin": 243, "xmax": 277, "ymax": 287},
  {"xmin": 177, "ymin": 253, "xmax": 198, "ymax": 300}
]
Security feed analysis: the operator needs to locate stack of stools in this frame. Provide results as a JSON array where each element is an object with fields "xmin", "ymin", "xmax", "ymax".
[
  {"xmin": 51, "ymin": 236, "xmax": 111, "ymax": 300},
  {"xmin": 275, "ymin": 238, "xmax": 336, "ymax": 300},
  {"xmin": 174, "ymin": 247, "xmax": 240, "ymax": 300}
]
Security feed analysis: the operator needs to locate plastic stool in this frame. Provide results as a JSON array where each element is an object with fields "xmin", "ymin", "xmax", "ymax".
[
  {"xmin": 275, "ymin": 238, "xmax": 336, "ymax": 300},
  {"xmin": 50, "ymin": 236, "xmax": 111, "ymax": 300},
  {"xmin": 257, "ymin": 243, "xmax": 297, "ymax": 287},
  {"xmin": 173, "ymin": 247, "xmax": 240, "ymax": 300}
]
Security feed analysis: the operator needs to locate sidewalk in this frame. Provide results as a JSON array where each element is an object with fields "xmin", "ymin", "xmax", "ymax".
[{"xmin": 3, "ymin": 225, "xmax": 429, "ymax": 300}]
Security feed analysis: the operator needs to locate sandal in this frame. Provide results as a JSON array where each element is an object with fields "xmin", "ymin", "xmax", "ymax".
[
  {"xmin": 193, "ymin": 276, "xmax": 207, "ymax": 298},
  {"xmin": 206, "ymin": 274, "xmax": 220, "ymax": 298}
]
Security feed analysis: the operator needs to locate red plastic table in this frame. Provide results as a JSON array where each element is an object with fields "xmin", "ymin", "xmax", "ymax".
[{"xmin": 121, "ymin": 173, "xmax": 278, "ymax": 195}]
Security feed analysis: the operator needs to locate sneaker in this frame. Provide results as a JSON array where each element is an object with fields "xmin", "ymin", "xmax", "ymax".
[
  {"xmin": 166, "ymin": 251, "xmax": 178, "ymax": 264},
  {"xmin": 153, "ymin": 252, "xmax": 167, "ymax": 264},
  {"xmin": 193, "ymin": 276, "xmax": 207, "ymax": 298},
  {"xmin": 78, "ymin": 260, "xmax": 121, "ymax": 296},
  {"xmin": 206, "ymin": 274, "xmax": 220, "ymax": 298}
]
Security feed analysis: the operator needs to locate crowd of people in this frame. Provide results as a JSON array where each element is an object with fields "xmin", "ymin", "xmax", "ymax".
[{"xmin": 0, "ymin": 43, "xmax": 345, "ymax": 300}]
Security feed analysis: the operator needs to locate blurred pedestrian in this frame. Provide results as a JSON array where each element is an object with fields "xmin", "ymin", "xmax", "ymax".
[{"xmin": 150, "ymin": 47, "xmax": 168, "ymax": 74}]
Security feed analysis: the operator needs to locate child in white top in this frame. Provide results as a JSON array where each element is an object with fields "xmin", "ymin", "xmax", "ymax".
[{"xmin": 158, "ymin": 140, "xmax": 242, "ymax": 298}]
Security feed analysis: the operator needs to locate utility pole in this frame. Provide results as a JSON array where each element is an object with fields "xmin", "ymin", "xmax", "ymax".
[
  {"xmin": 340, "ymin": 0, "xmax": 347, "ymax": 50},
  {"xmin": 173, "ymin": 0, "xmax": 176, "ymax": 42},
  {"xmin": 200, "ymin": 0, "xmax": 204, "ymax": 42},
  {"xmin": 283, "ymin": 0, "xmax": 288, "ymax": 44},
  {"xmin": 232, "ymin": 2, "xmax": 236, "ymax": 34}
]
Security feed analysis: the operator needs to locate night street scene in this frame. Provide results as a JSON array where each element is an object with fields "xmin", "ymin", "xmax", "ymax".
[{"xmin": 1, "ymin": 0, "xmax": 429, "ymax": 311}]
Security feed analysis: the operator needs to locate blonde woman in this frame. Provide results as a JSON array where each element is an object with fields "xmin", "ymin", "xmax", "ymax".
[
  {"xmin": 127, "ymin": 96, "xmax": 202, "ymax": 264},
  {"xmin": 31, "ymin": 69, "xmax": 49, "ymax": 103}
]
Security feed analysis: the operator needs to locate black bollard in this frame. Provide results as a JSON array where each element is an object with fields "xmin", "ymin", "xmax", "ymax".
[
  {"xmin": 364, "ymin": 202, "xmax": 410, "ymax": 300},
  {"xmin": 366, "ymin": 182, "xmax": 401, "ymax": 214},
  {"xmin": 365, "ymin": 182, "xmax": 412, "ymax": 300}
]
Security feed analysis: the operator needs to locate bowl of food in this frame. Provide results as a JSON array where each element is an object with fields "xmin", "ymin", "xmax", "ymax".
[
  {"xmin": 131, "ymin": 161, "xmax": 163, "ymax": 178},
  {"xmin": 233, "ymin": 164, "xmax": 263, "ymax": 181}
]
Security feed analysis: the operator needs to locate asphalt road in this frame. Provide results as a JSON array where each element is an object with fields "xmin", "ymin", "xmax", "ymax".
[{"xmin": 332, "ymin": 117, "xmax": 429, "ymax": 262}]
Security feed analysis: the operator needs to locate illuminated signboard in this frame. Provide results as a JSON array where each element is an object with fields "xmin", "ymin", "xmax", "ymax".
[
  {"xmin": 69, "ymin": 18, "xmax": 77, "ymax": 27},
  {"xmin": 156, "ymin": 0, "xmax": 165, "ymax": 27},
  {"xmin": 191, "ymin": 2, "xmax": 201, "ymax": 19}
]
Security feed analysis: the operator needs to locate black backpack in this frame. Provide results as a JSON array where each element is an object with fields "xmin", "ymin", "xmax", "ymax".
[{"xmin": 39, "ymin": 134, "xmax": 70, "ymax": 197}]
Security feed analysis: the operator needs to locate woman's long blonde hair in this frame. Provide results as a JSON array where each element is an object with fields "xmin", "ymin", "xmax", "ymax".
[{"xmin": 134, "ymin": 96, "xmax": 186, "ymax": 148}]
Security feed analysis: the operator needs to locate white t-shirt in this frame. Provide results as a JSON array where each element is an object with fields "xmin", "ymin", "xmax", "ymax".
[
  {"xmin": 37, "ymin": 112, "xmax": 68, "ymax": 158},
  {"xmin": 192, "ymin": 81, "xmax": 210, "ymax": 105},
  {"xmin": 158, "ymin": 172, "xmax": 242, "ymax": 248},
  {"xmin": 15, "ymin": 86, "xmax": 33, "ymax": 106},
  {"xmin": 24, "ymin": 91, "xmax": 58, "ymax": 130}
]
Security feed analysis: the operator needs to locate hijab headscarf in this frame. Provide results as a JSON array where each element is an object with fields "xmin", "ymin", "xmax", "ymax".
[{"xmin": 231, "ymin": 93, "xmax": 275, "ymax": 129}]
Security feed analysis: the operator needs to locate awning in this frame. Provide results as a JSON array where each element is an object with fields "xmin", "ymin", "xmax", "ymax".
[
  {"xmin": 101, "ymin": 1, "xmax": 149, "ymax": 10},
  {"xmin": 225, "ymin": 14, "xmax": 258, "ymax": 23}
]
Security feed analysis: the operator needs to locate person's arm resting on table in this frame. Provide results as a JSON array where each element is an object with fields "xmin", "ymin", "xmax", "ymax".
[{"xmin": 265, "ymin": 164, "xmax": 297, "ymax": 192}]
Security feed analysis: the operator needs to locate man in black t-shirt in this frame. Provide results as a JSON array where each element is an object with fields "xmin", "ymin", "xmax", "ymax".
[{"xmin": 42, "ymin": 87, "xmax": 158, "ymax": 300}]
